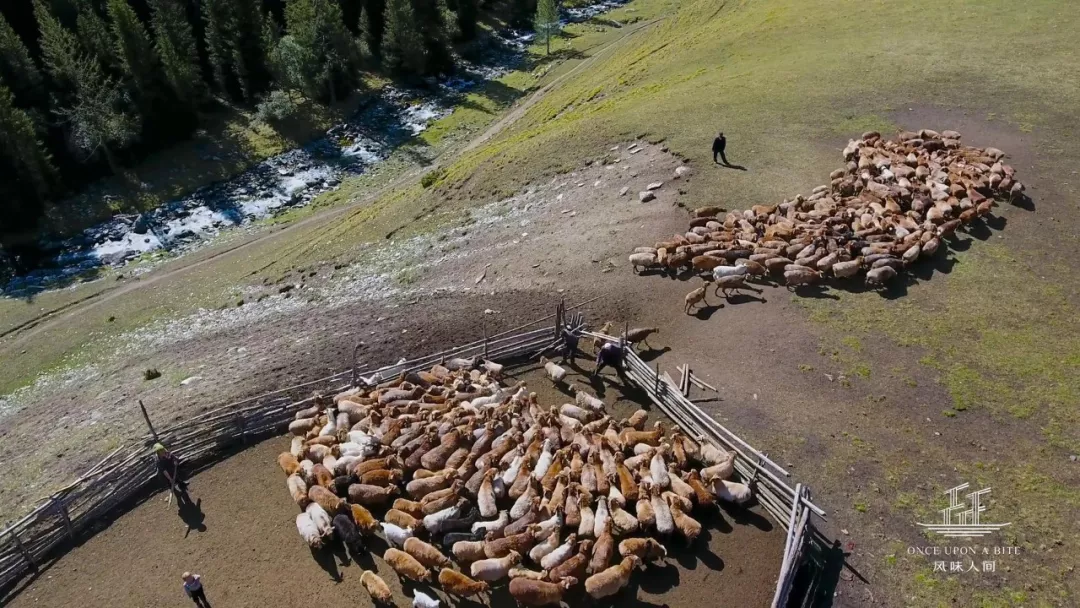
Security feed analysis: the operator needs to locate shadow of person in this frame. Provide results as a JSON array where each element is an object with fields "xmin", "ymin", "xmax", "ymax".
[
  {"xmin": 177, "ymin": 495, "xmax": 207, "ymax": 537},
  {"xmin": 721, "ymin": 163, "xmax": 748, "ymax": 171},
  {"xmin": 310, "ymin": 546, "xmax": 343, "ymax": 582}
]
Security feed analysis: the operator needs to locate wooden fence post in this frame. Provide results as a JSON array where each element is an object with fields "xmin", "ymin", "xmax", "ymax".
[
  {"xmin": 237, "ymin": 411, "xmax": 248, "ymax": 445},
  {"xmin": 138, "ymin": 400, "xmax": 159, "ymax": 442},
  {"xmin": 483, "ymin": 320, "xmax": 489, "ymax": 361},
  {"xmin": 351, "ymin": 340, "xmax": 363, "ymax": 386},
  {"xmin": 51, "ymin": 497, "xmax": 75, "ymax": 543},
  {"xmin": 9, "ymin": 529, "xmax": 34, "ymax": 569}
]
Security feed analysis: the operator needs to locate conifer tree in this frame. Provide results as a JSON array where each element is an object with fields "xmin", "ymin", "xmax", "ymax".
[
  {"xmin": 148, "ymin": 0, "xmax": 205, "ymax": 106},
  {"xmin": 59, "ymin": 55, "xmax": 138, "ymax": 173},
  {"xmin": 454, "ymin": 0, "xmax": 478, "ymax": 41},
  {"xmin": 382, "ymin": 0, "xmax": 425, "ymax": 74},
  {"xmin": 75, "ymin": 0, "xmax": 116, "ymax": 69},
  {"xmin": 35, "ymin": 0, "xmax": 82, "ymax": 95},
  {"xmin": 283, "ymin": 0, "xmax": 357, "ymax": 101},
  {"xmin": 361, "ymin": 0, "xmax": 387, "ymax": 57},
  {"xmin": 0, "ymin": 81, "xmax": 57, "ymax": 205},
  {"xmin": 0, "ymin": 14, "xmax": 46, "ymax": 109},
  {"xmin": 107, "ymin": 0, "xmax": 161, "ymax": 112},
  {"xmin": 535, "ymin": 0, "xmax": 559, "ymax": 55}
]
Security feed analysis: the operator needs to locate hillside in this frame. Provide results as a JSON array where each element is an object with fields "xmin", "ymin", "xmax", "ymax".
[{"xmin": 1, "ymin": 0, "xmax": 1079, "ymax": 605}]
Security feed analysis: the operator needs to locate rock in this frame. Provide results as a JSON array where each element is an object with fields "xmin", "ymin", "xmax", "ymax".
[
  {"xmin": 277, "ymin": 167, "xmax": 293, "ymax": 176},
  {"xmin": 646, "ymin": 182, "xmax": 663, "ymax": 191},
  {"xmin": 674, "ymin": 166, "xmax": 691, "ymax": 179},
  {"xmin": 179, "ymin": 376, "xmax": 202, "ymax": 386},
  {"xmin": 132, "ymin": 214, "xmax": 152, "ymax": 235},
  {"xmin": 639, "ymin": 191, "xmax": 656, "ymax": 203},
  {"xmin": 619, "ymin": 186, "xmax": 629, "ymax": 196}
]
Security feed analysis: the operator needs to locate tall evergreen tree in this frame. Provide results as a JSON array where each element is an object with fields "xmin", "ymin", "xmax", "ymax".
[
  {"xmin": 454, "ymin": 0, "xmax": 477, "ymax": 42},
  {"xmin": 360, "ymin": 0, "xmax": 386, "ymax": 57},
  {"xmin": 534, "ymin": 0, "xmax": 559, "ymax": 55},
  {"xmin": 381, "ymin": 0, "xmax": 425, "ymax": 74},
  {"xmin": 0, "ymin": 14, "xmax": 46, "ymax": 110},
  {"xmin": 411, "ymin": 0, "xmax": 452, "ymax": 75},
  {"xmin": 201, "ymin": 0, "xmax": 272, "ymax": 100},
  {"xmin": 283, "ymin": 0, "xmax": 357, "ymax": 102},
  {"xmin": 0, "ymin": 81, "xmax": 57, "ymax": 207},
  {"xmin": 35, "ymin": 0, "xmax": 82, "ymax": 95},
  {"xmin": 107, "ymin": 0, "xmax": 162, "ymax": 114},
  {"xmin": 58, "ymin": 55, "xmax": 138, "ymax": 173},
  {"xmin": 75, "ymin": 0, "xmax": 116, "ymax": 70},
  {"xmin": 148, "ymin": 0, "xmax": 205, "ymax": 107}
]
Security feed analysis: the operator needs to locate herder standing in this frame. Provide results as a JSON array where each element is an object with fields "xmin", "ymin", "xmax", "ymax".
[
  {"xmin": 712, "ymin": 131, "xmax": 729, "ymax": 165},
  {"xmin": 155, "ymin": 442, "xmax": 190, "ymax": 504},
  {"xmin": 182, "ymin": 572, "xmax": 212, "ymax": 608}
]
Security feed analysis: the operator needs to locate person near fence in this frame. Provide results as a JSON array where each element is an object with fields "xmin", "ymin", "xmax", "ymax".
[
  {"xmin": 182, "ymin": 572, "xmax": 212, "ymax": 608},
  {"xmin": 155, "ymin": 443, "xmax": 190, "ymax": 503},
  {"xmin": 560, "ymin": 326, "xmax": 581, "ymax": 362},
  {"xmin": 592, "ymin": 341, "xmax": 628, "ymax": 380}
]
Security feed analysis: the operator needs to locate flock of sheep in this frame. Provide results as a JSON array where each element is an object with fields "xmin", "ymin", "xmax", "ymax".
[
  {"xmin": 278, "ymin": 358, "xmax": 747, "ymax": 606},
  {"xmin": 627, "ymin": 129, "xmax": 1022, "ymax": 311}
]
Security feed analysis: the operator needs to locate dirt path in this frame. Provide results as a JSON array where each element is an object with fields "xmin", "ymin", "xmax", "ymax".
[{"xmin": 0, "ymin": 18, "xmax": 662, "ymax": 353}]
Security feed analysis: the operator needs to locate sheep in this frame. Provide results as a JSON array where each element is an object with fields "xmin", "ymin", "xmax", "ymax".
[
  {"xmin": 650, "ymin": 485, "xmax": 674, "ymax": 535},
  {"xmin": 438, "ymin": 568, "xmax": 490, "ymax": 597},
  {"xmin": 684, "ymin": 283, "xmax": 709, "ymax": 314},
  {"xmin": 785, "ymin": 267, "xmax": 822, "ymax": 287},
  {"xmin": 470, "ymin": 550, "xmax": 521, "ymax": 582},
  {"xmin": 308, "ymin": 485, "xmax": 343, "ymax": 514},
  {"xmin": 381, "ymin": 521, "xmax": 414, "ymax": 547},
  {"xmin": 866, "ymin": 265, "xmax": 898, "ymax": 286},
  {"xmin": 588, "ymin": 520, "xmax": 615, "ymax": 574},
  {"xmin": 393, "ymin": 498, "xmax": 426, "ymax": 519},
  {"xmin": 289, "ymin": 418, "xmax": 318, "ymax": 436},
  {"xmin": 278, "ymin": 452, "xmax": 301, "ymax": 476},
  {"xmin": 711, "ymin": 478, "xmax": 754, "ymax": 504},
  {"xmin": 360, "ymin": 570, "xmax": 394, "ymax": 605},
  {"xmin": 453, "ymin": 539, "xmax": 488, "ymax": 563},
  {"xmin": 548, "ymin": 540, "xmax": 593, "ymax": 582},
  {"xmin": 618, "ymin": 537, "xmax": 667, "ymax": 562},
  {"xmin": 585, "ymin": 555, "xmax": 640, "ymax": 600},
  {"xmin": 539, "ymin": 357, "xmax": 567, "ymax": 384},
  {"xmin": 472, "ymin": 510, "xmax": 509, "ymax": 537},
  {"xmin": 305, "ymin": 502, "xmax": 333, "ymax": 538},
  {"xmin": 540, "ymin": 533, "xmax": 577, "ymax": 570},
  {"xmin": 484, "ymin": 527, "xmax": 539, "ymax": 559},
  {"xmin": 295, "ymin": 512, "xmax": 323, "ymax": 548},
  {"xmin": 571, "ymin": 385, "xmax": 605, "ymax": 412},
  {"xmin": 349, "ymin": 483, "xmax": 399, "ymax": 506},
  {"xmin": 385, "ymin": 547, "xmax": 432, "ymax": 582},
  {"xmin": 350, "ymin": 504, "xmax": 378, "ymax": 535},
  {"xmin": 332, "ymin": 512, "xmax": 364, "ymax": 554},
  {"xmin": 509, "ymin": 577, "xmax": 578, "ymax": 607},
  {"xmin": 528, "ymin": 529, "xmax": 560, "ymax": 563},
  {"xmin": 628, "ymin": 252, "xmax": 659, "ymax": 273},
  {"xmin": 624, "ymin": 327, "xmax": 658, "ymax": 348},
  {"xmin": 287, "ymin": 475, "xmax": 310, "ymax": 508},
  {"xmin": 713, "ymin": 274, "xmax": 753, "ymax": 297},
  {"xmin": 412, "ymin": 590, "xmax": 441, "ymax": 608},
  {"xmin": 424, "ymin": 501, "xmax": 464, "ymax": 535},
  {"xmin": 668, "ymin": 496, "xmax": 703, "ymax": 544},
  {"xmin": 404, "ymin": 537, "xmax": 453, "ymax": 570}
]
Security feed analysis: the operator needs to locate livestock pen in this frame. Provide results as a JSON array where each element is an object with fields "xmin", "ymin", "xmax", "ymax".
[{"xmin": 0, "ymin": 303, "xmax": 832, "ymax": 607}]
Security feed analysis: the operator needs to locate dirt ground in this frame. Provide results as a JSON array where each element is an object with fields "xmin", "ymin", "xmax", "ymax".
[
  {"xmin": 5, "ymin": 366, "xmax": 785, "ymax": 608},
  {"xmin": 4, "ymin": 106, "xmax": 1079, "ymax": 606}
]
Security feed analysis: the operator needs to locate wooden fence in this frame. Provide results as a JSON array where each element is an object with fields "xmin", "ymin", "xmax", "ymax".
[
  {"xmin": 0, "ymin": 305, "xmax": 585, "ymax": 596},
  {"xmin": 1, "ymin": 305, "xmax": 822, "ymax": 607},
  {"xmin": 580, "ymin": 329, "xmax": 823, "ymax": 608}
]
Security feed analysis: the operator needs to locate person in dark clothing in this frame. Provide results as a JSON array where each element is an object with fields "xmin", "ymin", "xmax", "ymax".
[
  {"xmin": 182, "ymin": 572, "xmax": 212, "ymax": 608},
  {"xmin": 592, "ymin": 342, "xmax": 628, "ymax": 380},
  {"xmin": 712, "ymin": 132, "xmax": 729, "ymax": 165},
  {"xmin": 561, "ymin": 327, "xmax": 581, "ymax": 362},
  {"xmin": 155, "ymin": 443, "xmax": 190, "ymax": 503}
]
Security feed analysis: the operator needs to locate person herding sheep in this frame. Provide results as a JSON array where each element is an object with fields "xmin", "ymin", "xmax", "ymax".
[
  {"xmin": 712, "ymin": 132, "xmax": 729, "ymax": 166},
  {"xmin": 560, "ymin": 326, "xmax": 581, "ymax": 362},
  {"xmin": 592, "ymin": 342, "xmax": 627, "ymax": 381},
  {"xmin": 182, "ymin": 572, "xmax": 212, "ymax": 608},
  {"xmin": 155, "ymin": 443, "xmax": 190, "ymax": 504}
]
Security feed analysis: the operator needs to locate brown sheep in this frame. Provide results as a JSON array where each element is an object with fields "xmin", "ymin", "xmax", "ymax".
[
  {"xmin": 585, "ymin": 556, "xmax": 640, "ymax": 600},
  {"xmin": 404, "ymin": 536, "xmax": 453, "ymax": 570},
  {"xmin": 278, "ymin": 452, "xmax": 301, "ymax": 476},
  {"xmin": 509, "ymin": 577, "xmax": 577, "ymax": 607},
  {"xmin": 384, "ymin": 547, "xmax": 431, "ymax": 582},
  {"xmin": 350, "ymin": 504, "xmax": 378, "ymax": 535},
  {"xmin": 360, "ymin": 570, "xmax": 393, "ymax": 605},
  {"xmin": 308, "ymin": 485, "xmax": 343, "ymax": 514},
  {"xmin": 684, "ymin": 283, "xmax": 709, "ymax": 314},
  {"xmin": 439, "ymin": 568, "xmax": 490, "ymax": 597}
]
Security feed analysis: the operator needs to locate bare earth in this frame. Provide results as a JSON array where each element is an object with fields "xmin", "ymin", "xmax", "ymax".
[
  {"xmin": 3, "ymin": 102, "xmax": 1079, "ymax": 606},
  {"xmin": 6, "ymin": 367, "xmax": 784, "ymax": 608}
]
